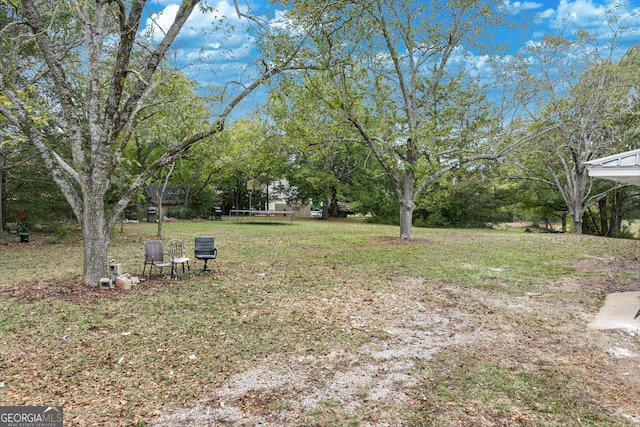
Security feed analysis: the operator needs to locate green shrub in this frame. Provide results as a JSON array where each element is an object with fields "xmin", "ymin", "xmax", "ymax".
[
  {"xmin": 167, "ymin": 206, "xmax": 196, "ymax": 219},
  {"xmin": 364, "ymin": 214, "xmax": 399, "ymax": 225},
  {"xmin": 613, "ymin": 226, "xmax": 638, "ymax": 240}
]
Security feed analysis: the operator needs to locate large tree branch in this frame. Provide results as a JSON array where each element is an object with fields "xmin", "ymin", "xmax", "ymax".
[
  {"xmin": 375, "ymin": 2, "xmax": 412, "ymax": 127},
  {"xmin": 499, "ymin": 175, "xmax": 556, "ymax": 187},
  {"xmin": 21, "ymin": 0, "xmax": 88, "ymax": 175},
  {"xmin": 102, "ymin": 0, "xmax": 148, "ymax": 142},
  {"xmin": 85, "ymin": 1, "xmax": 110, "ymax": 147},
  {"xmin": 115, "ymin": 0, "xmax": 200, "ymax": 139},
  {"xmin": 583, "ymin": 183, "xmax": 629, "ymax": 208},
  {"xmin": 346, "ymin": 114, "xmax": 404, "ymax": 187},
  {"xmin": 413, "ymin": 121, "xmax": 562, "ymax": 198},
  {"xmin": 0, "ymin": 82, "xmax": 84, "ymax": 221},
  {"xmin": 0, "ymin": 142, "xmax": 39, "ymax": 172},
  {"xmin": 545, "ymin": 164, "xmax": 573, "ymax": 214}
]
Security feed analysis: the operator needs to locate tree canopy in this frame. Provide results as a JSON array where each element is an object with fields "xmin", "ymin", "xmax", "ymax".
[{"xmin": 0, "ymin": 0, "xmax": 334, "ymax": 285}]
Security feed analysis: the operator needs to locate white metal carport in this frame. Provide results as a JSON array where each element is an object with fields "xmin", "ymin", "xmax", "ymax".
[{"xmin": 583, "ymin": 148, "xmax": 640, "ymax": 186}]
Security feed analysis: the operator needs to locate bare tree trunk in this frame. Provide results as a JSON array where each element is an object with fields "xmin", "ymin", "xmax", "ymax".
[
  {"xmin": 598, "ymin": 198, "xmax": 609, "ymax": 237},
  {"xmin": 397, "ymin": 177, "xmax": 415, "ymax": 240},
  {"xmin": 156, "ymin": 163, "xmax": 175, "ymax": 237},
  {"xmin": 399, "ymin": 199, "xmax": 415, "ymax": 240},
  {"xmin": 546, "ymin": 160, "xmax": 590, "ymax": 234},
  {"xmin": 234, "ymin": 180, "xmax": 242, "ymax": 210},
  {"xmin": 330, "ymin": 186, "xmax": 339, "ymax": 217},
  {"xmin": 82, "ymin": 195, "xmax": 110, "ymax": 286},
  {"xmin": 573, "ymin": 217, "xmax": 584, "ymax": 234},
  {"xmin": 394, "ymin": 171, "xmax": 416, "ymax": 240},
  {"xmin": 321, "ymin": 199, "xmax": 330, "ymax": 219},
  {"xmin": 157, "ymin": 200, "xmax": 163, "ymax": 236},
  {"xmin": 0, "ymin": 151, "xmax": 4, "ymax": 237},
  {"xmin": 609, "ymin": 190, "xmax": 625, "ymax": 236}
]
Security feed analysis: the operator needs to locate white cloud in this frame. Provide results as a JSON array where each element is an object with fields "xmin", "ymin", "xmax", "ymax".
[
  {"xmin": 143, "ymin": 0, "xmax": 249, "ymax": 46},
  {"xmin": 140, "ymin": 0, "xmax": 261, "ymax": 88},
  {"xmin": 144, "ymin": 3, "xmax": 180, "ymax": 41},
  {"xmin": 536, "ymin": 8, "xmax": 556, "ymax": 20},
  {"xmin": 529, "ymin": 0, "xmax": 640, "ymax": 49},
  {"xmin": 550, "ymin": 0, "xmax": 607, "ymax": 29},
  {"xmin": 445, "ymin": 47, "xmax": 495, "ymax": 79},
  {"xmin": 502, "ymin": 0, "xmax": 544, "ymax": 14},
  {"xmin": 522, "ymin": 1, "xmax": 544, "ymax": 9},
  {"xmin": 268, "ymin": 9, "xmax": 291, "ymax": 31},
  {"xmin": 539, "ymin": 0, "xmax": 638, "ymax": 32},
  {"xmin": 469, "ymin": 54, "xmax": 495, "ymax": 78}
]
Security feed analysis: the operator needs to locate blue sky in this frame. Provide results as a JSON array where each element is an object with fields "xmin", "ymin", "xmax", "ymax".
[{"xmin": 143, "ymin": 0, "xmax": 640, "ymax": 117}]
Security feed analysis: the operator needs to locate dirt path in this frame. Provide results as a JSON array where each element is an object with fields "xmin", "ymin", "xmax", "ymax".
[
  {"xmin": 151, "ymin": 284, "xmax": 479, "ymax": 426},
  {"xmin": 150, "ymin": 262, "xmax": 640, "ymax": 426}
]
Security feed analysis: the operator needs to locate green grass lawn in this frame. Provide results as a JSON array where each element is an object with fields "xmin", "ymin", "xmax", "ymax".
[{"xmin": 1, "ymin": 219, "xmax": 639, "ymax": 426}]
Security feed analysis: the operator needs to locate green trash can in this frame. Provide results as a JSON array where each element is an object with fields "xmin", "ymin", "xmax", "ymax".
[{"xmin": 19, "ymin": 232, "xmax": 30, "ymax": 243}]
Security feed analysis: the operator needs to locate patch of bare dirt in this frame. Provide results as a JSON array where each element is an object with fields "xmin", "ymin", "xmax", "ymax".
[
  {"xmin": 150, "ymin": 262, "xmax": 640, "ymax": 427},
  {"xmin": 0, "ymin": 277, "xmax": 168, "ymax": 304},
  {"xmin": 371, "ymin": 236, "xmax": 431, "ymax": 245},
  {"xmin": 0, "ymin": 278, "xmax": 120, "ymax": 303},
  {"xmin": 550, "ymin": 256, "xmax": 640, "ymax": 296},
  {"xmin": 152, "ymin": 291, "xmax": 478, "ymax": 426}
]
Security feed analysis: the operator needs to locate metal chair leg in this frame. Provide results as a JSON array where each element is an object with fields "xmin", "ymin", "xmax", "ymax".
[{"xmin": 197, "ymin": 260, "xmax": 215, "ymax": 275}]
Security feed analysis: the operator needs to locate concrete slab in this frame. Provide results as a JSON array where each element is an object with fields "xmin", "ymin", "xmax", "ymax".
[{"xmin": 588, "ymin": 291, "xmax": 640, "ymax": 334}]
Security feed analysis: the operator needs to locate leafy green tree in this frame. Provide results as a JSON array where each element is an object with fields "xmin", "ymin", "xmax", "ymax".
[
  {"xmin": 509, "ymin": 179, "xmax": 569, "ymax": 231},
  {"xmin": 211, "ymin": 114, "xmax": 291, "ymax": 211},
  {"xmin": 282, "ymin": 0, "xmax": 554, "ymax": 239},
  {"xmin": 1, "ymin": 144, "xmax": 75, "ymax": 235},
  {"xmin": 505, "ymin": 34, "xmax": 639, "ymax": 233},
  {"xmin": 583, "ymin": 186, "xmax": 640, "ymax": 237},
  {"xmin": 117, "ymin": 71, "xmax": 214, "ymax": 231},
  {"xmin": 268, "ymin": 80, "xmax": 372, "ymax": 218},
  {"xmin": 350, "ymin": 170, "xmax": 398, "ymax": 221},
  {"xmin": 414, "ymin": 168, "xmax": 514, "ymax": 228},
  {"xmin": 0, "ymin": 0, "xmax": 329, "ymax": 285},
  {"xmin": 614, "ymin": 46, "xmax": 640, "ymax": 145}
]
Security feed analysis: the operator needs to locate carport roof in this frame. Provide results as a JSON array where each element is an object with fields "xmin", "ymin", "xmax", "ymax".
[{"xmin": 584, "ymin": 148, "xmax": 640, "ymax": 186}]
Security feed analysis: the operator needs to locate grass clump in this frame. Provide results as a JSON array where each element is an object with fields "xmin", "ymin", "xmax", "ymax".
[{"xmin": 408, "ymin": 351, "xmax": 626, "ymax": 426}]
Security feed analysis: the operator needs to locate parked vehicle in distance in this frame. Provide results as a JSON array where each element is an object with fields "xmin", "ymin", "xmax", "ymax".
[{"xmin": 310, "ymin": 210, "xmax": 322, "ymax": 218}]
